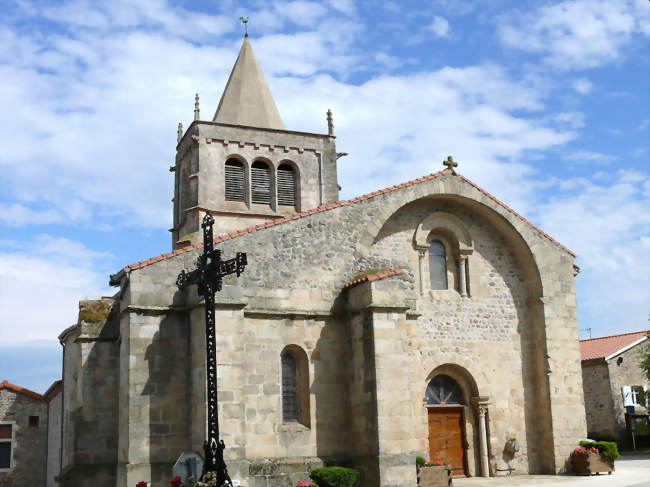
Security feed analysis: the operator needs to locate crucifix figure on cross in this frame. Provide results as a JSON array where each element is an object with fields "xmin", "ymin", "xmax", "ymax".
[
  {"xmin": 176, "ymin": 214, "xmax": 247, "ymax": 485},
  {"xmin": 443, "ymin": 155, "xmax": 459, "ymax": 174}
]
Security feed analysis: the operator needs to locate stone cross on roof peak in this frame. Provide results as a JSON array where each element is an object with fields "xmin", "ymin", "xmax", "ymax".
[{"xmin": 443, "ymin": 155, "xmax": 459, "ymax": 175}]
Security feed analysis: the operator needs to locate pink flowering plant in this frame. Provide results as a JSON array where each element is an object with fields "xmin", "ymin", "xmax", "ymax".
[
  {"xmin": 297, "ymin": 481, "xmax": 316, "ymax": 486},
  {"xmin": 572, "ymin": 446, "xmax": 599, "ymax": 456}
]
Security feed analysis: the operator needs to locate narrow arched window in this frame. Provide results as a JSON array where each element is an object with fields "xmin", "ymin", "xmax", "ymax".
[
  {"xmin": 277, "ymin": 163, "xmax": 297, "ymax": 207},
  {"xmin": 282, "ymin": 353, "xmax": 298, "ymax": 422},
  {"xmin": 429, "ymin": 239, "xmax": 447, "ymax": 290},
  {"xmin": 224, "ymin": 158, "xmax": 245, "ymax": 202},
  {"xmin": 251, "ymin": 160, "xmax": 271, "ymax": 205},
  {"xmin": 426, "ymin": 375, "xmax": 463, "ymax": 405}
]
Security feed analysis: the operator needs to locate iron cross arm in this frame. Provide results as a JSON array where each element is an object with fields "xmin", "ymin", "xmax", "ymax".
[{"xmin": 176, "ymin": 252, "xmax": 247, "ymax": 294}]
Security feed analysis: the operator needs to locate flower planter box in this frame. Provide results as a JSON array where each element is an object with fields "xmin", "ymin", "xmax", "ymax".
[
  {"xmin": 571, "ymin": 452, "xmax": 614, "ymax": 476},
  {"xmin": 417, "ymin": 465, "xmax": 453, "ymax": 487}
]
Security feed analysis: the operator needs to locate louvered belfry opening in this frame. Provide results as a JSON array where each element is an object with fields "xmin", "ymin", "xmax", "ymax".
[
  {"xmin": 282, "ymin": 353, "xmax": 298, "ymax": 422},
  {"xmin": 277, "ymin": 163, "xmax": 297, "ymax": 207},
  {"xmin": 251, "ymin": 160, "xmax": 272, "ymax": 205},
  {"xmin": 224, "ymin": 158, "xmax": 246, "ymax": 202}
]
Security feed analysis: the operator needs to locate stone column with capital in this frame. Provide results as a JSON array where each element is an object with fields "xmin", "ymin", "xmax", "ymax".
[
  {"xmin": 459, "ymin": 257, "xmax": 467, "ymax": 297},
  {"xmin": 472, "ymin": 397, "xmax": 490, "ymax": 477},
  {"xmin": 418, "ymin": 249, "xmax": 426, "ymax": 294}
]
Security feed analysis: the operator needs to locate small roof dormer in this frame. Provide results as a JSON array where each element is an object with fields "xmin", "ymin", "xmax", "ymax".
[{"xmin": 213, "ymin": 35, "xmax": 285, "ymax": 130}]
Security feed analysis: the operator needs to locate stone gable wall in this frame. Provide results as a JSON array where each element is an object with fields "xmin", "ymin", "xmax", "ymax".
[{"xmin": 0, "ymin": 389, "xmax": 47, "ymax": 486}]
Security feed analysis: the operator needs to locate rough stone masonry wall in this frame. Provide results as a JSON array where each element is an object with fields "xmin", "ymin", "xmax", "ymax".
[
  {"xmin": 369, "ymin": 198, "xmax": 532, "ymax": 475},
  {"xmin": 0, "ymin": 389, "xmax": 47, "ymax": 487},
  {"xmin": 607, "ymin": 343, "xmax": 650, "ymax": 440},
  {"xmin": 46, "ymin": 390, "xmax": 62, "ymax": 487},
  {"xmin": 581, "ymin": 362, "xmax": 616, "ymax": 436},
  {"xmin": 59, "ymin": 300, "xmax": 120, "ymax": 487},
  {"xmin": 125, "ymin": 172, "xmax": 585, "ymax": 483}
]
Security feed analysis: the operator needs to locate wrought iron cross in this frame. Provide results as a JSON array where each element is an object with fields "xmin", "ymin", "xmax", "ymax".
[
  {"xmin": 176, "ymin": 214, "xmax": 247, "ymax": 485},
  {"xmin": 443, "ymin": 155, "xmax": 458, "ymax": 174}
]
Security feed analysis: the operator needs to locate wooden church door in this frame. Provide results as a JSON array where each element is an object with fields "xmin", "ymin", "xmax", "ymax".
[
  {"xmin": 427, "ymin": 407, "xmax": 466, "ymax": 475},
  {"xmin": 425, "ymin": 374, "xmax": 468, "ymax": 476}
]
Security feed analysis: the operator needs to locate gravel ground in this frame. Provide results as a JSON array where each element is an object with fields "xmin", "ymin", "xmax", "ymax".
[{"xmin": 453, "ymin": 454, "xmax": 650, "ymax": 487}]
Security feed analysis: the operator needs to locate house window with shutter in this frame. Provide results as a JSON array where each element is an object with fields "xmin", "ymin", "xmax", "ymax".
[
  {"xmin": 429, "ymin": 239, "xmax": 448, "ymax": 290},
  {"xmin": 224, "ymin": 158, "xmax": 246, "ymax": 202},
  {"xmin": 277, "ymin": 163, "xmax": 297, "ymax": 207},
  {"xmin": 0, "ymin": 423, "xmax": 14, "ymax": 470},
  {"xmin": 251, "ymin": 161, "xmax": 272, "ymax": 205}
]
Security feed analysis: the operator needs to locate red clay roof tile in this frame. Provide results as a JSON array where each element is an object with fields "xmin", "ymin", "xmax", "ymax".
[
  {"xmin": 0, "ymin": 380, "xmax": 44, "ymax": 401},
  {"xmin": 343, "ymin": 268, "xmax": 406, "ymax": 289},
  {"xmin": 124, "ymin": 169, "xmax": 574, "ymax": 271},
  {"xmin": 580, "ymin": 331, "xmax": 647, "ymax": 361}
]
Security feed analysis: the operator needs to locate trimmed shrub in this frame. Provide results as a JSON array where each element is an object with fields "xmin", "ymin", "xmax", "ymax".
[
  {"xmin": 416, "ymin": 456, "xmax": 427, "ymax": 468},
  {"xmin": 309, "ymin": 467, "xmax": 358, "ymax": 487},
  {"xmin": 579, "ymin": 440, "xmax": 620, "ymax": 462}
]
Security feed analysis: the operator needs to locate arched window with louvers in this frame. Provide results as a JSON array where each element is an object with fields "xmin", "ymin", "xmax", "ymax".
[
  {"xmin": 280, "ymin": 345, "xmax": 310, "ymax": 427},
  {"xmin": 251, "ymin": 160, "xmax": 272, "ymax": 206},
  {"xmin": 224, "ymin": 158, "xmax": 246, "ymax": 203},
  {"xmin": 277, "ymin": 162, "xmax": 298, "ymax": 208}
]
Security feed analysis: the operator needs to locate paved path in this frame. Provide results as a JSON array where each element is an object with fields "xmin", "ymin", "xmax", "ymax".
[{"xmin": 454, "ymin": 454, "xmax": 650, "ymax": 487}]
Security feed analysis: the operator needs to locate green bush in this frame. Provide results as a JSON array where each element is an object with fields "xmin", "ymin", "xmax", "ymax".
[
  {"xmin": 309, "ymin": 467, "xmax": 358, "ymax": 487},
  {"xmin": 590, "ymin": 432, "xmax": 618, "ymax": 444},
  {"xmin": 579, "ymin": 440, "xmax": 620, "ymax": 462},
  {"xmin": 416, "ymin": 456, "xmax": 427, "ymax": 468}
]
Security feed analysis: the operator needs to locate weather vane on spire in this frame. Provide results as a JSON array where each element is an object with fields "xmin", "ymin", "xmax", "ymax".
[{"xmin": 239, "ymin": 16, "xmax": 249, "ymax": 36}]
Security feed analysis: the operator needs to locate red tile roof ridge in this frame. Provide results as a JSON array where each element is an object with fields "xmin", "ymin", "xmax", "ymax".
[
  {"xmin": 580, "ymin": 330, "xmax": 648, "ymax": 343},
  {"xmin": 580, "ymin": 330, "xmax": 647, "ymax": 360},
  {"xmin": 123, "ymin": 168, "xmax": 571, "ymax": 271},
  {"xmin": 0, "ymin": 380, "xmax": 44, "ymax": 401},
  {"xmin": 343, "ymin": 268, "xmax": 406, "ymax": 289},
  {"xmin": 458, "ymin": 175, "xmax": 575, "ymax": 257}
]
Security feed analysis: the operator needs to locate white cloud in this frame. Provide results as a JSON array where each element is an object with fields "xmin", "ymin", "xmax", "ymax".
[
  {"xmin": 532, "ymin": 172, "xmax": 650, "ymax": 336},
  {"xmin": 0, "ymin": 204, "xmax": 64, "ymax": 226},
  {"xmin": 572, "ymin": 78, "xmax": 593, "ymax": 94},
  {"xmin": 428, "ymin": 16, "xmax": 450, "ymax": 38},
  {"xmin": 0, "ymin": 236, "xmax": 113, "ymax": 344},
  {"xmin": 499, "ymin": 0, "xmax": 650, "ymax": 70},
  {"xmin": 564, "ymin": 150, "xmax": 618, "ymax": 164}
]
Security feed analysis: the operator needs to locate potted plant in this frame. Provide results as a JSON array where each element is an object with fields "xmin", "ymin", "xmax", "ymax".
[
  {"xmin": 416, "ymin": 456, "xmax": 453, "ymax": 487},
  {"xmin": 570, "ymin": 441, "xmax": 619, "ymax": 476}
]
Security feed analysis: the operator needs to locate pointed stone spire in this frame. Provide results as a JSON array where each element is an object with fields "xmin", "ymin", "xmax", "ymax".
[
  {"xmin": 194, "ymin": 93, "xmax": 200, "ymax": 121},
  {"xmin": 213, "ymin": 35, "xmax": 285, "ymax": 130}
]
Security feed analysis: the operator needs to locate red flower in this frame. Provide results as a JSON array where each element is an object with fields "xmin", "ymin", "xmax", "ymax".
[
  {"xmin": 136, "ymin": 482, "xmax": 148, "ymax": 487},
  {"xmin": 171, "ymin": 476, "xmax": 183, "ymax": 487}
]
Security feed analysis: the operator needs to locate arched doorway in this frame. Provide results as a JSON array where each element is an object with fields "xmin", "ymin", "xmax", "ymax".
[{"xmin": 425, "ymin": 375, "xmax": 468, "ymax": 476}]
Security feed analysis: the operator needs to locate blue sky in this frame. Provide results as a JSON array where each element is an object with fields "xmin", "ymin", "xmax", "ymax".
[{"xmin": 1, "ymin": 0, "xmax": 649, "ymax": 393}]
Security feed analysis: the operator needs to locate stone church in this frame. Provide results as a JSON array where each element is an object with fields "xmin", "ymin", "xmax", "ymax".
[{"xmin": 54, "ymin": 35, "xmax": 587, "ymax": 487}]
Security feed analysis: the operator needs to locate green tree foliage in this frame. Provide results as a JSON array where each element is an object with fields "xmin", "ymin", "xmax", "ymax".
[{"xmin": 640, "ymin": 330, "xmax": 650, "ymax": 383}]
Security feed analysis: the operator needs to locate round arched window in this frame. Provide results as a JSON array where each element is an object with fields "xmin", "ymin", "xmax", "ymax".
[{"xmin": 425, "ymin": 375, "xmax": 463, "ymax": 405}]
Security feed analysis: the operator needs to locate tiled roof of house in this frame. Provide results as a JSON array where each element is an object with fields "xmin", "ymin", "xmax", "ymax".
[
  {"xmin": 122, "ymin": 170, "xmax": 574, "ymax": 273},
  {"xmin": 43, "ymin": 380, "xmax": 62, "ymax": 402},
  {"xmin": 343, "ymin": 269, "xmax": 406, "ymax": 289},
  {"xmin": 0, "ymin": 380, "xmax": 44, "ymax": 401},
  {"xmin": 580, "ymin": 331, "xmax": 648, "ymax": 361}
]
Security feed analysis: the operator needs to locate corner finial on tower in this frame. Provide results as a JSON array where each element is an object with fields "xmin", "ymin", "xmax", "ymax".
[
  {"xmin": 177, "ymin": 122, "xmax": 183, "ymax": 144},
  {"xmin": 443, "ymin": 155, "xmax": 459, "ymax": 175},
  {"xmin": 239, "ymin": 16, "xmax": 249, "ymax": 36},
  {"xmin": 327, "ymin": 109, "xmax": 334, "ymax": 136},
  {"xmin": 194, "ymin": 94, "xmax": 200, "ymax": 121}
]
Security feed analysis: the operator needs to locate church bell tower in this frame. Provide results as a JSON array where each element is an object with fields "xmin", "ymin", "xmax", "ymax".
[{"xmin": 170, "ymin": 35, "xmax": 340, "ymax": 249}]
